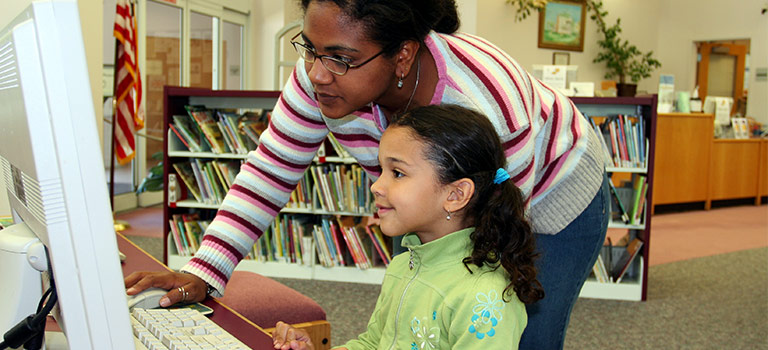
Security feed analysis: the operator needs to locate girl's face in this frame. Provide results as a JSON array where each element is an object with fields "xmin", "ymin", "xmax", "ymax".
[
  {"xmin": 371, "ymin": 126, "xmax": 453, "ymax": 243},
  {"xmin": 301, "ymin": 1, "xmax": 396, "ymax": 119}
]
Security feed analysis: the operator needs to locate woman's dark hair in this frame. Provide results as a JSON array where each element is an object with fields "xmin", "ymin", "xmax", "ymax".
[
  {"xmin": 299, "ymin": 0, "xmax": 459, "ymax": 56},
  {"xmin": 390, "ymin": 104, "xmax": 544, "ymax": 304}
]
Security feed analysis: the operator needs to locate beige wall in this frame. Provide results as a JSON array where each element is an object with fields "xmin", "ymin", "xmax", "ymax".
[
  {"xmin": 654, "ymin": 0, "xmax": 767, "ymax": 124},
  {"xmin": 471, "ymin": 0, "xmax": 766, "ymax": 124},
  {"xmin": 0, "ymin": 0, "xmax": 102, "ymax": 216},
  {"xmin": 475, "ymin": 1, "xmax": 661, "ymax": 93}
]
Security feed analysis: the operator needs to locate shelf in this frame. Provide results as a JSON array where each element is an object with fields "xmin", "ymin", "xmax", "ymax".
[
  {"xmin": 606, "ymin": 166, "xmax": 647, "ymax": 174},
  {"xmin": 162, "ymin": 87, "xmax": 384, "ymax": 284},
  {"xmin": 607, "ymin": 221, "xmax": 645, "ymax": 230},
  {"xmin": 574, "ymin": 95, "xmax": 657, "ymax": 301},
  {"xmin": 579, "ymin": 257, "xmax": 644, "ymax": 301},
  {"xmin": 167, "ymin": 254, "xmax": 386, "ymax": 284},
  {"xmin": 168, "ymin": 150, "xmax": 248, "ymax": 159},
  {"xmin": 170, "ymin": 199, "xmax": 374, "ymax": 217}
]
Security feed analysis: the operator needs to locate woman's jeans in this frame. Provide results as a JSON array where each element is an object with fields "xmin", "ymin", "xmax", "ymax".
[{"xmin": 519, "ymin": 173, "xmax": 610, "ymax": 350}]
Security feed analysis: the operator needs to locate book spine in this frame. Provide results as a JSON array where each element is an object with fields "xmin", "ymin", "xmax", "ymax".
[{"xmin": 607, "ymin": 179, "xmax": 630, "ymax": 224}]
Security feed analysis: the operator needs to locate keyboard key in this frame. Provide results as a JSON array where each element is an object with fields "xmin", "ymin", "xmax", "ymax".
[{"xmin": 131, "ymin": 308, "xmax": 250, "ymax": 350}]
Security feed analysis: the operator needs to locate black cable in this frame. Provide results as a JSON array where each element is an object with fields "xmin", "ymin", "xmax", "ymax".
[{"xmin": 1, "ymin": 246, "xmax": 57, "ymax": 350}]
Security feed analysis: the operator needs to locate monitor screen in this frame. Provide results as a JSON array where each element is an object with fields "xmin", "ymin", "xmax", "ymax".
[{"xmin": 0, "ymin": 1, "xmax": 134, "ymax": 348}]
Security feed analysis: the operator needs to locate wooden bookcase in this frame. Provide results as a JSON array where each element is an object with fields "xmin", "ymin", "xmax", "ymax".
[
  {"xmin": 571, "ymin": 96, "xmax": 658, "ymax": 301},
  {"xmin": 162, "ymin": 86, "xmax": 387, "ymax": 284}
]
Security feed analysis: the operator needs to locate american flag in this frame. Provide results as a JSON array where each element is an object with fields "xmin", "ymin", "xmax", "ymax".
[{"xmin": 113, "ymin": 0, "xmax": 144, "ymax": 165}]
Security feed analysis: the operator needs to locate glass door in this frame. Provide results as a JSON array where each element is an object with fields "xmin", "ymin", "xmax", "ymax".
[{"xmin": 105, "ymin": 0, "xmax": 248, "ymax": 211}]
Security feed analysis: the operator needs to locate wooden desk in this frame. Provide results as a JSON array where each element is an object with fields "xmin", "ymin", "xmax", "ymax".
[{"xmin": 117, "ymin": 233, "xmax": 275, "ymax": 349}]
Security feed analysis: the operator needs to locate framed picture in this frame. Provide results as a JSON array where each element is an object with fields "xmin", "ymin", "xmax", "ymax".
[
  {"xmin": 538, "ymin": 0, "xmax": 586, "ymax": 52},
  {"xmin": 552, "ymin": 52, "xmax": 570, "ymax": 65}
]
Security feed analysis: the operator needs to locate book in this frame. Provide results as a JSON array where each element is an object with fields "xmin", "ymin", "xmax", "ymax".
[
  {"xmin": 185, "ymin": 105, "xmax": 229, "ymax": 154},
  {"xmin": 593, "ymin": 254, "xmax": 609, "ymax": 283},
  {"xmin": 171, "ymin": 115, "xmax": 204, "ymax": 152},
  {"xmin": 168, "ymin": 220, "xmax": 187, "ymax": 256},
  {"xmin": 611, "ymin": 238, "xmax": 644, "ymax": 283},
  {"xmin": 607, "ymin": 179, "xmax": 630, "ymax": 224},
  {"xmin": 628, "ymin": 175, "xmax": 647, "ymax": 225},
  {"xmin": 169, "ymin": 123, "xmax": 192, "ymax": 151},
  {"xmin": 326, "ymin": 132, "xmax": 351, "ymax": 158},
  {"xmin": 366, "ymin": 224, "xmax": 391, "ymax": 264},
  {"xmin": 172, "ymin": 162, "xmax": 202, "ymax": 202}
]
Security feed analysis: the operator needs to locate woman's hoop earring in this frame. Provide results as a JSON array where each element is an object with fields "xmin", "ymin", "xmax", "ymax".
[{"xmin": 397, "ymin": 73, "xmax": 404, "ymax": 88}]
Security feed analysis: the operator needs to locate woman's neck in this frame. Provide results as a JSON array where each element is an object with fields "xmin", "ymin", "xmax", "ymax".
[{"xmin": 380, "ymin": 47, "xmax": 438, "ymax": 122}]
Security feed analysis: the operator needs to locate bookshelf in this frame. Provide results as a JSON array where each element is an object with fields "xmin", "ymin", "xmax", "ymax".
[
  {"xmin": 571, "ymin": 95, "xmax": 658, "ymax": 301},
  {"xmin": 162, "ymin": 86, "xmax": 387, "ymax": 284}
]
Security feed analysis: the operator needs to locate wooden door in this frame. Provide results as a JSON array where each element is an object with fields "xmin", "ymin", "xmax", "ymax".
[{"xmin": 696, "ymin": 42, "xmax": 747, "ymax": 115}]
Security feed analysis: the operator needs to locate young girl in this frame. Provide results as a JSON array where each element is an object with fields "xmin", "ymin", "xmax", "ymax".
[{"xmin": 273, "ymin": 104, "xmax": 544, "ymax": 350}]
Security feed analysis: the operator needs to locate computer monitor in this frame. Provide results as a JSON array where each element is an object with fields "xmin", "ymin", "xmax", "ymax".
[{"xmin": 0, "ymin": 1, "xmax": 134, "ymax": 349}]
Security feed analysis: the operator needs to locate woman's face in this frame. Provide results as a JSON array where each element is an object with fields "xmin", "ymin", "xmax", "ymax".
[{"xmin": 301, "ymin": 1, "xmax": 396, "ymax": 119}]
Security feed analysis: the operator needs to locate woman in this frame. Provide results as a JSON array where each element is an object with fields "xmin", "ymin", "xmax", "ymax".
[{"xmin": 125, "ymin": 1, "xmax": 609, "ymax": 348}]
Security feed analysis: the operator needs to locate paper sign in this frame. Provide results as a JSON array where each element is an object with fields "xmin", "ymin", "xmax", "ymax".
[{"xmin": 542, "ymin": 65, "xmax": 567, "ymax": 90}]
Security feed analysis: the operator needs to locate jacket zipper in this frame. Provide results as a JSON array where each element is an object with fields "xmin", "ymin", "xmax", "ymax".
[{"xmin": 389, "ymin": 248, "xmax": 420, "ymax": 350}]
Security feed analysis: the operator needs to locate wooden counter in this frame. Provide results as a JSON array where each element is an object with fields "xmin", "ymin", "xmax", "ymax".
[
  {"xmin": 652, "ymin": 113, "xmax": 767, "ymax": 211},
  {"xmin": 652, "ymin": 113, "xmax": 714, "ymax": 208}
]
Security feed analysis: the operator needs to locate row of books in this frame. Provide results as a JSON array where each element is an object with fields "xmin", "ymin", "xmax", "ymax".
[
  {"xmin": 170, "ymin": 105, "xmax": 269, "ymax": 154},
  {"xmin": 308, "ymin": 163, "xmax": 374, "ymax": 214},
  {"xmin": 608, "ymin": 175, "xmax": 648, "ymax": 225},
  {"xmin": 172, "ymin": 159, "xmax": 375, "ymax": 214},
  {"xmin": 250, "ymin": 215, "xmax": 392, "ymax": 269},
  {"xmin": 589, "ymin": 114, "xmax": 647, "ymax": 169},
  {"xmin": 592, "ymin": 235, "xmax": 644, "ymax": 283},
  {"xmin": 169, "ymin": 213, "xmax": 394, "ymax": 271},
  {"xmin": 172, "ymin": 159, "xmax": 241, "ymax": 205},
  {"xmin": 168, "ymin": 213, "xmax": 208, "ymax": 257}
]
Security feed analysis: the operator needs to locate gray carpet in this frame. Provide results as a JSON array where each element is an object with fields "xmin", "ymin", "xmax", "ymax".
[{"xmin": 125, "ymin": 234, "xmax": 768, "ymax": 349}]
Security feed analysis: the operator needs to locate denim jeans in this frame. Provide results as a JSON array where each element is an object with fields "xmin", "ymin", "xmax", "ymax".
[{"xmin": 519, "ymin": 173, "xmax": 610, "ymax": 350}]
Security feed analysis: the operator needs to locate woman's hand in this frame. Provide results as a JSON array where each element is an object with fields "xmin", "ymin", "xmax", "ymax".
[
  {"xmin": 272, "ymin": 321, "xmax": 314, "ymax": 350},
  {"xmin": 124, "ymin": 271, "xmax": 208, "ymax": 307}
]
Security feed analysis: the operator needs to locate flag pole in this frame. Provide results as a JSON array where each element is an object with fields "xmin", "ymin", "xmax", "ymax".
[{"xmin": 109, "ymin": 37, "xmax": 119, "ymax": 212}]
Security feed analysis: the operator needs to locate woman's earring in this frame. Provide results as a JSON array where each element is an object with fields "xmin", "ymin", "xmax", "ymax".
[
  {"xmin": 445, "ymin": 210, "xmax": 452, "ymax": 221},
  {"xmin": 397, "ymin": 73, "xmax": 404, "ymax": 88}
]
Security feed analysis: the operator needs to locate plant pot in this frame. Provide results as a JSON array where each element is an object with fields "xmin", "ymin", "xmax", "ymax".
[{"xmin": 616, "ymin": 83, "xmax": 637, "ymax": 97}]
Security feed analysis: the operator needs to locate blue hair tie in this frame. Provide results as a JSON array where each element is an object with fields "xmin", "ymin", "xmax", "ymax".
[{"xmin": 493, "ymin": 168, "xmax": 510, "ymax": 184}]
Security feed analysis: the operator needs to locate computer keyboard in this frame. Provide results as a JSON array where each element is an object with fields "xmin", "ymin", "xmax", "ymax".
[{"xmin": 131, "ymin": 307, "xmax": 251, "ymax": 350}]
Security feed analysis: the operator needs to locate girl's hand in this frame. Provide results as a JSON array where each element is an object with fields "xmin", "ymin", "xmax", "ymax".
[{"xmin": 272, "ymin": 321, "xmax": 314, "ymax": 350}]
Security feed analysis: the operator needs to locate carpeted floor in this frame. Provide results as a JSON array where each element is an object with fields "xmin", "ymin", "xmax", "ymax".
[
  {"xmin": 271, "ymin": 248, "xmax": 768, "ymax": 349},
  {"xmin": 119, "ymin": 204, "xmax": 768, "ymax": 348}
]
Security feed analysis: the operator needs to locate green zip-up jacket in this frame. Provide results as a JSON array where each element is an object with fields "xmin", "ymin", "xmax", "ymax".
[{"xmin": 338, "ymin": 228, "xmax": 526, "ymax": 350}]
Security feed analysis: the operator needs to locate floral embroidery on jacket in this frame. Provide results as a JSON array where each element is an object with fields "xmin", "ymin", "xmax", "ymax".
[
  {"xmin": 411, "ymin": 314, "xmax": 440, "ymax": 349},
  {"xmin": 468, "ymin": 290, "xmax": 504, "ymax": 339}
]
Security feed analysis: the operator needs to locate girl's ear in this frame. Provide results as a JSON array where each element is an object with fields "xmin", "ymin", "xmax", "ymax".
[
  {"xmin": 395, "ymin": 40, "xmax": 420, "ymax": 78},
  {"xmin": 445, "ymin": 178, "xmax": 474, "ymax": 213}
]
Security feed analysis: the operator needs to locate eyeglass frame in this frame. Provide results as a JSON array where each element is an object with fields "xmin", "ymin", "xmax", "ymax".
[{"xmin": 290, "ymin": 32, "xmax": 392, "ymax": 76}]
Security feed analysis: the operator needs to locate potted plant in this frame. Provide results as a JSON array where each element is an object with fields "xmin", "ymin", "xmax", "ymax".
[
  {"xmin": 587, "ymin": 0, "xmax": 661, "ymax": 96},
  {"xmin": 136, "ymin": 151, "xmax": 164, "ymax": 194}
]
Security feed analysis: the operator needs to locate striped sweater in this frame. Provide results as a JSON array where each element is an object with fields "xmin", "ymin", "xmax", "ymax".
[{"xmin": 181, "ymin": 31, "xmax": 605, "ymax": 295}]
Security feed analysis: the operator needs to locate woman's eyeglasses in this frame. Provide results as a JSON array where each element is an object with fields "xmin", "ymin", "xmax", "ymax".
[{"xmin": 290, "ymin": 32, "xmax": 388, "ymax": 76}]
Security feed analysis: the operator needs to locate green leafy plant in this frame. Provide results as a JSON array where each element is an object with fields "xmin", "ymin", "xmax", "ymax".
[
  {"xmin": 505, "ymin": 0, "xmax": 548, "ymax": 21},
  {"xmin": 587, "ymin": 0, "xmax": 661, "ymax": 84},
  {"xmin": 136, "ymin": 151, "xmax": 164, "ymax": 194}
]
